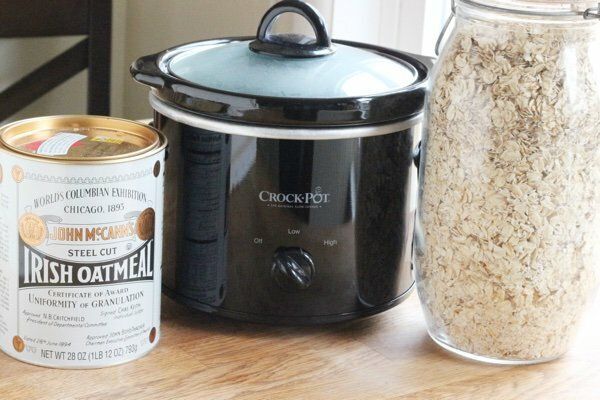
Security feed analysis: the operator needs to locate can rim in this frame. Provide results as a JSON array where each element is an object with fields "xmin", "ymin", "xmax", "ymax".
[{"xmin": 0, "ymin": 115, "xmax": 163, "ymax": 162}]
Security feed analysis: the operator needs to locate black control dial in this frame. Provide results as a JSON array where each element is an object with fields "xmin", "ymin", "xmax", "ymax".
[{"xmin": 271, "ymin": 247, "xmax": 315, "ymax": 291}]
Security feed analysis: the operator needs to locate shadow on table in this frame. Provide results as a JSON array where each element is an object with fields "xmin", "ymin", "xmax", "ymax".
[{"xmin": 159, "ymin": 292, "xmax": 442, "ymax": 362}]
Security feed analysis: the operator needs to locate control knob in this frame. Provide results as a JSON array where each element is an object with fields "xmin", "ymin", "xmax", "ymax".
[{"xmin": 271, "ymin": 247, "xmax": 315, "ymax": 290}]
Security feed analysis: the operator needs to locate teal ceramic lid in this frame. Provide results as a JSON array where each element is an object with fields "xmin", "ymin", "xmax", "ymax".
[
  {"xmin": 165, "ymin": 40, "xmax": 419, "ymax": 99},
  {"xmin": 131, "ymin": 0, "xmax": 429, "ymax": 127}
]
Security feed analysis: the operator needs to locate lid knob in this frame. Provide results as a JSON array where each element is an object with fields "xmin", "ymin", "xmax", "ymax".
[{"xmin": 249, "ymin": 0, "xmax": 335, "ymax": 58}]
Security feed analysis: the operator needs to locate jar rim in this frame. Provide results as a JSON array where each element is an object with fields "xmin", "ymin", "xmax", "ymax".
[{"xmin": 456, "ymin": 0, "xmax": 600, "ymax": 19}]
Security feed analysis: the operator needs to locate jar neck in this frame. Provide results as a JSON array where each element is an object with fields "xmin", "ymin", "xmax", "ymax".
[{"xmin": 456, "ymin": 0, "xmax": 600, "ymax": 25}]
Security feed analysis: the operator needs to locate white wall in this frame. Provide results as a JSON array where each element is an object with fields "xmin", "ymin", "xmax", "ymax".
[
  {"xmin": 0, "ymin": 0, "xmax": 450, "ymax": 122},
  {"xmin": 327, "ymin": 0, "xmax": 450, "ymax": 55},
  {"xmin": 120, "ymin": 0, "xmax": 281, "ymax": 119}
]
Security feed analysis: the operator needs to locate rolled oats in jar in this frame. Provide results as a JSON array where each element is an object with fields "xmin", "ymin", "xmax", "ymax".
[
  {"xmin": 0, "ymin": 116, "xmax": 166, "ymax": 368},
  {"xmin": 416, "ymin": 0, "xmax": 600, "ymax": 364}
]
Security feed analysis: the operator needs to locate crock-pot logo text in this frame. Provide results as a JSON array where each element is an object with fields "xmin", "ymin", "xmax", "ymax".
[
  {"xmin": 19, "ymin": 239, "xmax": 154, "ymax": 287},
  {"xmin": 259, "ymin": 187, "xmax": 331, "ymax": 207}
]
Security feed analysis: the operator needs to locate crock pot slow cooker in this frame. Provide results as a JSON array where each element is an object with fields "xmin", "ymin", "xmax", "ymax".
[{"xmin": 131, "ymin": 0, "xmax": 429, "ymax": 324}]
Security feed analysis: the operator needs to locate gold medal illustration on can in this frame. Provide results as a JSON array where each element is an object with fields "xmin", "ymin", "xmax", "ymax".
[
  {"xmin": 11, "ymin": 165, "xmax": 23, "ymax": 183},
  {"xmin": 136, "ymin": 207, "xmax": 156, "ymax": 240},
  {"xmin": 149, "ymin": 327, "xmax": 157, "ymax": 344},
  {"xmin": 12, "ymin": 336, "xmax": 25, "ymax": 353},
  {"xmin": 18, "ymin": 213, "xmax": 47, "ymax": 247}
]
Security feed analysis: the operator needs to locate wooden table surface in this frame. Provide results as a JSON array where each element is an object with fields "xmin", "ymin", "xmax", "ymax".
[{"xmin": 1, "ymin": 292, "xmax": 598, "ymax": 400}]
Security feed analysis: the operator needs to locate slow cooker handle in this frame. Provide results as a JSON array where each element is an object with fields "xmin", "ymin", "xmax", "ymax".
[
  {"xmin": 130, "ymin": 53, "xmax": 165, "ymax": 89},
  {"xmin": 249, "ymin": 0, "xmax": 335, "ymax": 58}
]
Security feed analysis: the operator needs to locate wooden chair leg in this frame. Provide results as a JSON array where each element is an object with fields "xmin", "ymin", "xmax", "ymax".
[{"xmin": 87, "ymin": 0, "xmax": 112, "ymax": 115}]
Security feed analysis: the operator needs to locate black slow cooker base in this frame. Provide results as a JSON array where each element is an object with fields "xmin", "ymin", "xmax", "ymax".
[
  {"xmin": 156, "ymin": 110, "xmax": 419, "ymax": 326},
  {"xmin": 162, "ymin": 283, "xmax": 415, "ymax": 326}
]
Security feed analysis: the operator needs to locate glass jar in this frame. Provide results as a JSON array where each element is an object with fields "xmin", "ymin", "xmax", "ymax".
[{"xmin": 416, "ymin": 0, "xmax": 600, "ymax": 364}]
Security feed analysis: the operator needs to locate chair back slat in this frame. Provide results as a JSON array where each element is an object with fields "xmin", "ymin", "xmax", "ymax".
[
  {"xmin": 0, "ymin": 0, "xmax": 90, "ymax": 37},
  {"xmin": 0, "ymin": 40, "xmax": 88, "ymax": 121},
  {"xmin": 0, "ymin": 1, "xmax": 111, "ymax": 120}
]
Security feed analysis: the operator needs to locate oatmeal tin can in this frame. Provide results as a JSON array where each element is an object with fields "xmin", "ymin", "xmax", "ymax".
[{"xmin": 0, "ymin": 115, "xmax": 167, "ymax": 368}]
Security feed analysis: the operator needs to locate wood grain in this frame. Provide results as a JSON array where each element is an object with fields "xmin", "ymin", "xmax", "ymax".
[{"xmin": 0, "ymin": 293, "xmax": 598, "ymax": 400}]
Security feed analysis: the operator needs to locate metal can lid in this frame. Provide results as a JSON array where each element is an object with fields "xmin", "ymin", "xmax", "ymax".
[{"xmin": 0, "ymin": 115, "xmax": 160, "ymax": 162}]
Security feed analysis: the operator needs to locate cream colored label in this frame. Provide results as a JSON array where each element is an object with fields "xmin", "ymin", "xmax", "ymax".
[
  {"xmin": 37, "ymin": 132, "xmax": 86, "ymax": 156},
  {"xmin": 0, "ymin": 150, "xmax": 164, "ymax": 367}
]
